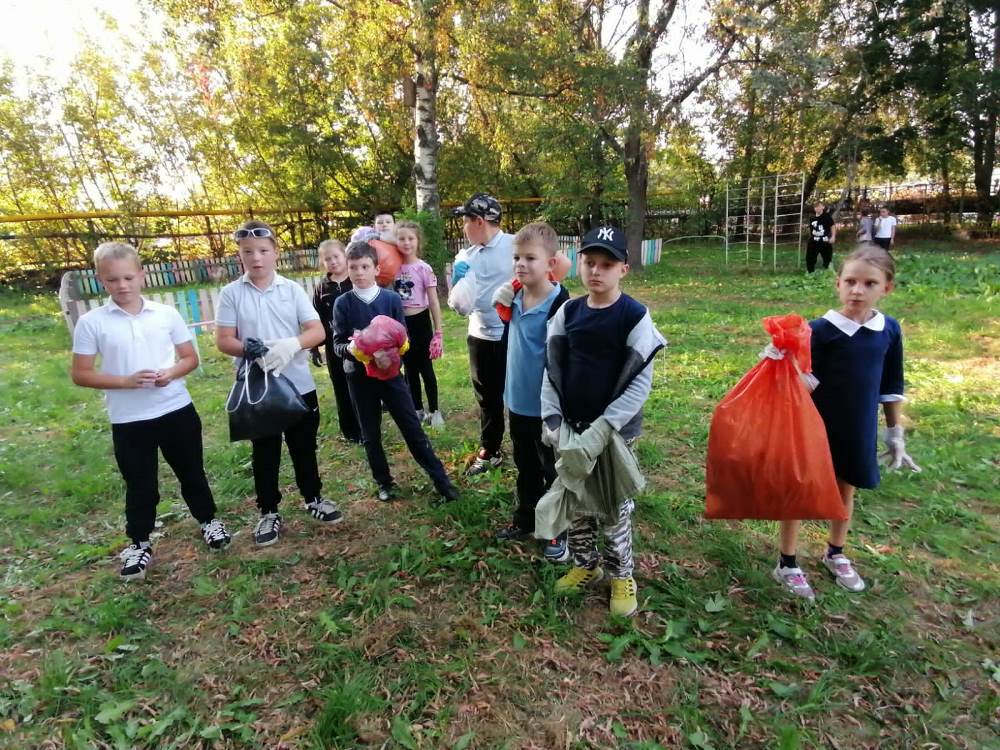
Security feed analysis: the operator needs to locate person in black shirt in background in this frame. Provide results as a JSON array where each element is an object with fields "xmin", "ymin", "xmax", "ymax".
[
  {"xmin": 311, "ymin": 239, "xmax": 362, "ymax": 443},
  {"xmin": 806, "ymin": 202, "xmax": 837, "ymax": 273}
]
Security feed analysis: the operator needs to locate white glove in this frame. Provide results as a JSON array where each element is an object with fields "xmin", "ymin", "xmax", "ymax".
[
  {"xmin": 541, "ymin": 423, "xmax": 560, "ymax": 449},
  {"xmin": 491, "ymin": 281, "xmax": 515, "ymax": 308},
  {"xmin": 880, "ymin": 425, "xmax": 921, "ymax": 472},
  {"xmin": 262, "ymin": 337, "xmax": 301, "ymax": 376},
  {"xmin": 759, "ymin": 343, "xmax": 785, "ymax": 360},
  {"xmin": 800, "ymin": 372, "xmax": 820, "ymax": 392}
]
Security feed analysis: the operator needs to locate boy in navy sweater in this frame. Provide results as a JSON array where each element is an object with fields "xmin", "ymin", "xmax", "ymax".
[{"xmin": 332, "ymin": 241, "xmax": 459, "ymax": 504}]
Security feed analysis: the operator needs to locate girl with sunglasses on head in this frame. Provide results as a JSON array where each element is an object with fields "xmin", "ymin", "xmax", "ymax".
[{"xmin": 215, "ymin": 220, "xmax": 345, "ymax": 547}]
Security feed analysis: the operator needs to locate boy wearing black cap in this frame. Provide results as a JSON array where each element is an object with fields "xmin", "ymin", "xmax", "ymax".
[
  {"xmin": 450, "ymin": 193, "xmax": 514, "ymax": 475},
  {"xmin": 539, "ymin": 226, "xmax": 666, "ymax": 617}
]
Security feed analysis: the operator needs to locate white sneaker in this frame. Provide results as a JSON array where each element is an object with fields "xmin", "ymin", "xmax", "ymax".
[
  {"xmin": 253, "ymin": 513, "xmax": 282, "ymax": 546},
  {"xmin": 772, "ymin": 565, "xmax": 815, "ymax": 601},
  {"xmin": 426, "ymin": 410, "xmax": 445, "ymax": 428},
  {"xmin": 119, "ymin": 543, "xmax": 152, "ymax": 580},
  {"xmin": 822, "ymin": 554, "xmax": 866, "ymax": 592}
]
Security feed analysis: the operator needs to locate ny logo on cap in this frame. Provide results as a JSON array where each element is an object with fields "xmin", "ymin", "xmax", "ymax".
[{"xmin": 598, "ymin": 227, "xmax": 615, "ymax": 241}]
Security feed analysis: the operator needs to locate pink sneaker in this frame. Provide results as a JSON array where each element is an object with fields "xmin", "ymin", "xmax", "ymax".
[
  {"xmin": 772, "ymin": 565, "xmax": 815, "ymax": 601},
  {"xmin": 822, "ymin": 554, "xmax": 866, "ymax": 592}
]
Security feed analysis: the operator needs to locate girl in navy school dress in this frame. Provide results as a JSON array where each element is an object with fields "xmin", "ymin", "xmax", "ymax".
[{"xmin": 771, "ymin": 243, "xmax": 921, "ymax": 600}]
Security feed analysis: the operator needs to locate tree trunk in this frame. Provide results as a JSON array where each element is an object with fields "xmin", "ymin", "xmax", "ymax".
[
  {"xmin": 968, "ymin": 5, "xmax": 998, "ymax": 227},
  {"xmin": 624, "ymin": 124, "xmax": 648, "ymax": 268},
  {"xmin": 412, "ymin": 2, "xmax": 441, "ymax": 216}
]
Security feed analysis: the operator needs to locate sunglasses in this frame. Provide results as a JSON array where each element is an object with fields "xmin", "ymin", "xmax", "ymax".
[{"xmin": 233, "ymin": 227, "xmax": 274, "ymax": 240}]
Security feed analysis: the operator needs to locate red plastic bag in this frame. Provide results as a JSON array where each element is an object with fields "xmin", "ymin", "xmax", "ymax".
[
  {"xmin": 705, "ymin": 314, "xmax": 847, "ymax": 520},
  {"xmin": 352, "ymin": 315, "xmax": 408, "ymax": 380}
]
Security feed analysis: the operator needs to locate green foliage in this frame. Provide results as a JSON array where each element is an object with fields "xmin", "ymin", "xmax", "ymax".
[{"xmin": 398, "ymin": 209, "xmax": 448, "ymax": 274}]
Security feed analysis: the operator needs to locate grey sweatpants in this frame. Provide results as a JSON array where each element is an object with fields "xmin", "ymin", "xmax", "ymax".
[{"xmin": 567, "ymin": 498, "xmax": 635, "ymax": 579}]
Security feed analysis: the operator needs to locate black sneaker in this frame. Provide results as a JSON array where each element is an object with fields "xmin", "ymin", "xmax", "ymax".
[
  {"xmin": 119, "ymin": 543, "xmax": 152, "ymax": 581},
  {"xmin": 305, "ymin": 497, "xmax": 344, "ymax": 524},
  {"xmin": 466, "ymin": 448, "xmax": 503, "ymax": 476},
  {"xmin": 437, "ymin": 484, "xmax": 461, "ymax": 505},
  {"xmin": 201, "ymin": 519, "xmax": 232, "ymax": 550},
  {"xmin": 253, "ymin": 513, "xmax": 282, "ymax": 546},
  {"xmin": 495, "ymin": 523, "xmax": 531, "ymax": 541},
  {"xmin": 377, "ymin": 483, "xmax": 397, "ymax": 503}
]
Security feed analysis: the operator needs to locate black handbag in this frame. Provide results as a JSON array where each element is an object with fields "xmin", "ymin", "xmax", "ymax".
[{"xmin": 225, "ymin": 358, "xmax": 310, "ymax": 442}]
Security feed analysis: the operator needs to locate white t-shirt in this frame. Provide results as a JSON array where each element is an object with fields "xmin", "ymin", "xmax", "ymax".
[
  {"xmin": 72, "ymin": 298, "xmax": 194, "ymax": 424},
  {"xmin": 874, "ymin": 215, "xmax": 897, "ymax": 238},
  {"xmin": 215, "ymin": 273, "xmax": 320, "ymax": 395}
]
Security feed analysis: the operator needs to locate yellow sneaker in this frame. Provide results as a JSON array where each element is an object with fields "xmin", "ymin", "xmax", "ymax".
[
  {"xmin": 554, "ymin": 565, "xmax": 604, "ymax": 594},
  {"xmin": 609, "ymin": 577, "xmax": 638, "ymax": 617}
]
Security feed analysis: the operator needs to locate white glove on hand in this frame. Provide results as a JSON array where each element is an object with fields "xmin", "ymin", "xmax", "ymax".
[
  {"xmin": 541, "ymin": 423, "xmax": 560, "ymax": 449},
  {"xmin": 800, "ymin": 372, "xmax": 820, "ymax": 393},
  {"xmin": 491, "ymin": 281, "xmax": 515, "ymax": 308},
  {"xmin": 880, "ymin": 425, "xmax": 921, "ymax": 472},
  {"xmin": 262, "ymin": 337, "xmax": 301, "ymax": 376},
  {"xmin": 759, "ymin": 343, "xmax": 785, "ymax": 360}
]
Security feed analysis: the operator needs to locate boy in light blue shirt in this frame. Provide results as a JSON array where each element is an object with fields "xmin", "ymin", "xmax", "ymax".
[{"xmin": 491, "ymin": 222, "xmax": 570, "ymax": 560}]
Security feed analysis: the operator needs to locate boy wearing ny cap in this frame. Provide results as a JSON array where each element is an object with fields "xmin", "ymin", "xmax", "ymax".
[
  {"xmin": 539, "ymin": 226, "xmax": 666, "ymax": 617},
  {"xmin": 450, "ymin": 193, "xmax": 515, "ymax": 475}
]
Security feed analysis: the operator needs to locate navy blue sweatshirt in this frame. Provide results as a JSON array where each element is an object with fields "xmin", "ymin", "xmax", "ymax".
[{"xmin": 332, "ymin": 288, "xmax": 407, "ymax": 374}]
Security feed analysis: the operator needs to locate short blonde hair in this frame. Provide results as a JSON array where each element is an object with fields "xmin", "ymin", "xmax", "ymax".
[
  {"xmin": 93, "ymin": 242, "xmax": 141, "ymax": 270},
  {"xmin": 513, "ymin": 222, "xmax": 558, "ymax": 257}
]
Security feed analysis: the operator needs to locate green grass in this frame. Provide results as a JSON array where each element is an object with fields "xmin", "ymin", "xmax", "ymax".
[{"xmin": 1, "ymin": 239, "xmax": 998, "ymax": 749}]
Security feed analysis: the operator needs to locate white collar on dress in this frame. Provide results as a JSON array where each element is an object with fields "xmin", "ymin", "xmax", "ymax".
[{"xmin": 822, "ymin": 309, "xmax": 885, "ymax": 336}]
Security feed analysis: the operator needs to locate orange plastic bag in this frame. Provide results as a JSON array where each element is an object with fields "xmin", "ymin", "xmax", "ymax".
[
  {"xmin": 370, "ymin": 239, "xmax": 403, "ymax": 287},
  {"xmin": 705, "ymin": 314, "xmax": 847, "ymax": 521}
]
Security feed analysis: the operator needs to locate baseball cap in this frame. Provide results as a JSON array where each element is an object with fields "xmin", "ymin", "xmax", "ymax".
[
  {"xmin": 452, "ymin": 192, "xmax": 502, "ymax": 223},
  {"xmin": 580, "ymin": 226, "xmax": 627, "ymax": 262}
]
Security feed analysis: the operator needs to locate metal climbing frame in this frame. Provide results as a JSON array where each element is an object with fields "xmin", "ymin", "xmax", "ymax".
[{"xmin": 724, "ymin": 172, "xmax": 805, "ymax": 270}]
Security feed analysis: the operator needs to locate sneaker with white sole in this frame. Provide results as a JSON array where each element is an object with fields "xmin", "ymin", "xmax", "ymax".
[
  {"xmin": 426, "ymin": 410, "xmax": 445, "ymax": 428},
  {"xmin": 201, "ymin": 519, "xmax": 231, "ymax": 550},
  {"xmin": 304, "ymin": 497, "xmax": 344, "ymax": 524},
  {"xmin": 254, "ymin": 513, "xmax": 282, "ymax": 546},
  {"xmin": 466, "ymin": 448, "xmax": 503, "ymax": 476},
  {"xmin": 543, "ymin": 533, "xmax": 570, "ymax": 563},
  {"xmin": 822, "ymin": 554, "xmax": 866, "ymax": 592},
  {"xmin": 772, "ymin": 565, "xmax": 815, "ymax": 601},
  {"xmin": 119, "ymin": 543, "xmax": 152, "ymax": 581}
]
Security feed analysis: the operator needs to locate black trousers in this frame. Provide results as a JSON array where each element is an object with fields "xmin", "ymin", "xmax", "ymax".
[
  {"xmin": 402, "ymin": 309, "xmax": 439, "ymax": 412},
  {"xmin": 347, "ymin": 371, "xmax": 450, "ymax": 492},
  {"xmin": 111, "ymin": 403, "xmax": 216, "ymax": 545},
  {"xmin": 251, "ymin": 389, "xmax": 321, "ymax": 513},
  {"xmin": 509, "ymin": 411, "xmax": 556, "ymax": 533},
  {"xmin": 324, "ymin": 343, "xmax": 362, "ymax": 442},
  {"xmin": 467, "ymin": 335, "xmax": 507, "ymax": 455},
  {"xmin": 873, "ymin": 237, "xmax": 892, "ymax": 251},
  {"xmin": 806, "ymin": 240, "xmax": 832, "ymax": 272}
]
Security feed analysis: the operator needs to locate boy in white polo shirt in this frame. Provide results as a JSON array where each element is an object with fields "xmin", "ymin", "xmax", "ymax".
[
  {"xmin": 215, "ymin": 220, "xmax": 342, "ymax": 546},
  {"xmin": 72, "ymin": 242, "xmax": 231, "ymax": 581}
]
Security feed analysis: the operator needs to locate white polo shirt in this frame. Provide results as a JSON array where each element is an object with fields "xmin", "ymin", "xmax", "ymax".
[
  {"xmin": 215, "ymin": 272, "xmax": 319, "ymax": 395},
  {"xmin": 72, "ymin": 298, "xmax": 194, "ymax": 424},
  {"xmin": 456, "ymin": 230, "xmax": 514, "ymax": 341}
]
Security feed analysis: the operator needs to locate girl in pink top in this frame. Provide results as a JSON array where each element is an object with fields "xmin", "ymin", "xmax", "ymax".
[{"xmin": 393, "ymin": 220, "xmax": 445, "ymax": 427}]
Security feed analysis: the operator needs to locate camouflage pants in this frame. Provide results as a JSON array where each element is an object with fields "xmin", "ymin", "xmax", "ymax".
[{"xmin": 567, "ymin": 497, "xmax": 635, "ymax": 579}]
